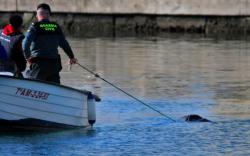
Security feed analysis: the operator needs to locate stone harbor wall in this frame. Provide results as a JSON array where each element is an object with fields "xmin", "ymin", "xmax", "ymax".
[{"xmin": 1, "ymin": 0, "xmax": 250, "ymax": 16}]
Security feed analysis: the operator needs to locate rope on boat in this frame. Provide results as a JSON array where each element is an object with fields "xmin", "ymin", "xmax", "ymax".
[{"xmin": 77, "ymin": 63, "xmax": 176, "ymax": 122}]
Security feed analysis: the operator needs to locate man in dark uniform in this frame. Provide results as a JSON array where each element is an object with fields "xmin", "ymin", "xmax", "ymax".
[
  {"xmin": 22, "ymin": 3, "xmax": 77, "ymax": 84},
  {"xmin": 0, "ymin": 15, "xmax": 26, "ymax": 77}
]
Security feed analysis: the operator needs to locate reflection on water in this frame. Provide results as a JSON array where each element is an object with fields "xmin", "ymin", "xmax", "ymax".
[
  {"xmin": 2, "ymin": 35, "xmax": 250, "ymax": 155},
  {"xmin": 60, "ymin": 36, "xmax": 250, "ymax": 121}
]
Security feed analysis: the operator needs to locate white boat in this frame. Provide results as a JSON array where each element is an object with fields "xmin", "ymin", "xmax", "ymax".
[{"xmin": 0, "ymin": 74, "xmax": 100, "ymax": 130}]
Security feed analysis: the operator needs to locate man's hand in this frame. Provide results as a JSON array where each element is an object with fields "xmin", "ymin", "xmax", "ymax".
[
  {"xmin": 27, "ymin": 58, "xmax": 32, "ymax": 64},
  {"xmin": 69, "ymin": 58, "xmax": 78, "ymax": 65}
]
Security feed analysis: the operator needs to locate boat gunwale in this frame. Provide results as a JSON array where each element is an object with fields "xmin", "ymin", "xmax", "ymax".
[{"xmin": 0, "ymin": 75, "xmax": 91, "ymax": 95}]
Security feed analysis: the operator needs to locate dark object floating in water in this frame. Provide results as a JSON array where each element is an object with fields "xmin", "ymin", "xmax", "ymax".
[{"xmin": 183, "ymin": 114, "xmax": 211, "ymax": 122}]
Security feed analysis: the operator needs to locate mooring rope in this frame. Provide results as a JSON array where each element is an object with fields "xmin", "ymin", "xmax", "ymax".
[{"xmin": 77, "ymin": 63, "xmax": 176, "ymax": 122}]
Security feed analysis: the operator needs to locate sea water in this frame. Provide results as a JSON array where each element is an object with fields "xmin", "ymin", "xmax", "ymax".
[{"xmin": 1, "ymin": 35, "xmax": 250, "ymax": 155}]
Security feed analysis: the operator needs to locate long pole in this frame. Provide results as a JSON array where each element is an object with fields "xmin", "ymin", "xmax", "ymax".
[
  {"xmin": 77, "ymin": 63, "xmax": 176, "ymax": 122},
  {"xmin": 16, "ymin": 0, "xmax": 18, "ymax": 12}
]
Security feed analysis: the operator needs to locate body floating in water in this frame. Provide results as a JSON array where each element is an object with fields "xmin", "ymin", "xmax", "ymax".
[{"xmin": 183, "ymin": 114, "xmax": 211, "ymax": 122}]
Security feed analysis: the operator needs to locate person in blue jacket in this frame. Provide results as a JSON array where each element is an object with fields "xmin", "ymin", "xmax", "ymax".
[
  {"xmin": 0, "ymin": 15, "xmax": 26, "ymax": 77},
  {"xmin": 22, "ymin": 3, "xmax": 77, "ymax": 84}
]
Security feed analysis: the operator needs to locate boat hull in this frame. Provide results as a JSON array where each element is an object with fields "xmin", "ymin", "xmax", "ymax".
[{"xmin": 0, "ymin": 75, "xmax": 97, "ymax": 129}]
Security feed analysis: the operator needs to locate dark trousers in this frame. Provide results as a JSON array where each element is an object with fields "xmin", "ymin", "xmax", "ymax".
[{"xmin": 26, "ymin": 58, "xmax": 62, "ymax": 84}]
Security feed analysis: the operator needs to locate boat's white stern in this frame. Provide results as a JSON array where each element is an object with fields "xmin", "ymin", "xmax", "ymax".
[{"xmin": 0, "ymin": 75, "xmax": 100, "ymax": 129}]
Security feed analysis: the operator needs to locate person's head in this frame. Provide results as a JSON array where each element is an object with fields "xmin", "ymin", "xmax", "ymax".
[
  {"xmin": 36, "ymin": 3, "xmax": 51, "ymax": 21},
  {"xmin": 9, "ymin": 14, "xmax": 23, "ymax": 30}
]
